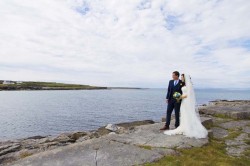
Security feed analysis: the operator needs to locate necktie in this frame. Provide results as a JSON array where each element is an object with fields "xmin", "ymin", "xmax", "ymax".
[{"xmin": 174, "ymin": 81, "xmax": 177, "ymax": 86}]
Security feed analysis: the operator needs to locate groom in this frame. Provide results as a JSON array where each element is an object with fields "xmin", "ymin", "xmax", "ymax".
[{"xmin": 160, "ymin": 71, "xmax": 183, "ymax": 130}]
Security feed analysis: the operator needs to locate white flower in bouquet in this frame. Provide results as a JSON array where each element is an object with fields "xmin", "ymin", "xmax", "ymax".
[{"xmin": 173, "ymin": 92, "xmax": 181, "ymax": 102}]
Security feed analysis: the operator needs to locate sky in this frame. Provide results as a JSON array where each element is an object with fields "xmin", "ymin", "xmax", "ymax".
[{"xmin": 0, "ymin": 0, "xmax": 250, "ymax": 89}]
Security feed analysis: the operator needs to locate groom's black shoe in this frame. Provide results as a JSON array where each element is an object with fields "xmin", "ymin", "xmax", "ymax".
[{"xmin": 160, "ymin": 126, "xmax": 169, "ymax": 130}]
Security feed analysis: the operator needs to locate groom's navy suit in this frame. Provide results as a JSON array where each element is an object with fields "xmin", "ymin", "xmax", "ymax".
[{"xmin": 165, "ymin": 79, "xmax": 183, "ymax": 128}]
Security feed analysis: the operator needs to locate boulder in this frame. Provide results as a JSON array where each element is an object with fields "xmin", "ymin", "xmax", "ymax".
[{"xmin": 105, "ymin": 124, "xmax": 119, "ymax": 132}]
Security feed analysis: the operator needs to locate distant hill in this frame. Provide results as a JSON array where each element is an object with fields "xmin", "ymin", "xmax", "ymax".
[
  {"xmin": 0, "ymin": 81, "xmax": 107, "ymax": 90},
  {"xmin": 108, "ymin": 87, "xmax": 147, "ymax": 90}
]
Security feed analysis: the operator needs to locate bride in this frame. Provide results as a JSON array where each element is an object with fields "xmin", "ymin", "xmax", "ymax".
[{"xmin": 164, "ymin": 74, "xmax": 208, "ymax": 138}]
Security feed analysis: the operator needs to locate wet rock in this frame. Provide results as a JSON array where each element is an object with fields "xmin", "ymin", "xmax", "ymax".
[{"xmin": 25, "ymin": 136, "xmax": 46, "ymax": 140}]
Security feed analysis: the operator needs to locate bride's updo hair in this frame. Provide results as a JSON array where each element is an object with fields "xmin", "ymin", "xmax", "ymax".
[{"xmin": 181, "ymin": 74, "xmax": 186, "ymax": 86}]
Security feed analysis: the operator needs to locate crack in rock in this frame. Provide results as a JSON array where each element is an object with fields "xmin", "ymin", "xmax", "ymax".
[
  {"xmin": 143, "ymin": 136, "xmax": 156, "ymax": 145},
  {"xmin": 95, "ymin": 149, "xmax": 98, "ymax": 166}
]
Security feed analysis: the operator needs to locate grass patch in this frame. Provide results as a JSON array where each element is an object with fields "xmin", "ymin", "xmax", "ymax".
[
  {"xmin": 223, "ymin": 130, "xmax": 242, "ymax": 140},
  {"xmin": 244, "ymin": 139, "xmax": 250, "ymax": 145},
  {"xmin": 19, "ymin": 151, "xmax": 33, "ymax": 159},
  {"xmin": 203, "ymin": 123, "xmax": 213, "ymax": 130},
  {"xmin": 243, "ymin": 149, "xmax": 250, "ymax": 157},
  {"xmin": 138, "ymin": 145, "xmax": 152, "ymax": 150},
  {"xmin": 214, "ymin": 113, "xmax": 231, "ymax": 119},
  {"xmin": 144, "ymin": 139, "xmax": 250, "ymax": 166}
]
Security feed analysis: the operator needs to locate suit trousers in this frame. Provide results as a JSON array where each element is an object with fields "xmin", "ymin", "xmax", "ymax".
[{"xmin": 165, "ymin": 100, "xmax": 181, "ymax": 128}]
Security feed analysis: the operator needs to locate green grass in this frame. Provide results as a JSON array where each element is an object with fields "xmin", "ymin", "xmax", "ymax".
[
  {"xmin": 144, "ymin": 139, "xmax": 250, "ymax": 166},
  {"xmin": 144, "ymin": 120, "xmax": 250, "ymax": 166},
  {"xmin": 19, "ymin": 151, "xmax": 33, "ymax": 159},
  {"xmin": 138, "ymin": 145, "xmax": 152, "ymax": 150},
  {"xmin": 214, "ymin": 113, "xmax": 232, "ymax": 119},
  {"xmin": 222, "ymin": 130, "xmax": 242, "ymax": 141}
]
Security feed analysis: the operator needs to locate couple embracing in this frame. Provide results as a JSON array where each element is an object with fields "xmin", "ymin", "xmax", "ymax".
[{"xmin": 160, "ymin": 71, "xmax": 208, "ymax": 139}]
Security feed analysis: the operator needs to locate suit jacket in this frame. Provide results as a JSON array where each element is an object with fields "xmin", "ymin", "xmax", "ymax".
[{"xmin": 166, "ymin": 79, "xmax": 183, "ymax": 102}]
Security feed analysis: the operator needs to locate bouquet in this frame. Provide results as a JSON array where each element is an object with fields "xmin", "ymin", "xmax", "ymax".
[{"xmin": 173, "ymin": 92, "xmax": 181, "ymax": 102}]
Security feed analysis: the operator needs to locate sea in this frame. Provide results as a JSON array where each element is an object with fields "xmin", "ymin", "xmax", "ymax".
[{"xmin": 0, "ymin": 88, "xmax": 249, "ymax": 140}]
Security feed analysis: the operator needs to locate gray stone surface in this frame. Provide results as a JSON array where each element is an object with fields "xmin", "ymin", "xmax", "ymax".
[
  {"xmin": 7, "ymin": 138, "xmax": 162, "ymax": 166},
  {"xmin": 199, "ymin": 100, "xmax": 250, "ymax": 119},
  {"xmin": 104, "ymin": 122, "xmax": 209, "ymax": 149},
  {"xmin": 218, "ymin": 120, "xmax": 250, "ymax": 130},
  {"xmin": 226, "ymin": 145, "xmax": 250, "ymax": 157},
  {"xmin": 235, "ymin": 133, "xmax": 249, "ymax": 141},
  {"xmin": 225, "ymin": 131, "xmax": 250, "ymax": 157},
  {"xmin": 211, "ymin": 117, "xmax": 231, "ymax": 125},
  {"xmin": 212, "ymin": 127, "xmax": 229, "ymax": 139},
  {"xmin": 0, "ymin": 144, "xmax": 21, "ymax": 156},
  {"xmin": 242, "ymin": 126, "xmax": 250, "ymax": 134},
  {"xmin": 105, "ymin": 124, "xmax": 119, "ymax": 132},
  {"xmin": 5, "ymin": 118, "xmax": 211, "ymax": 166}
]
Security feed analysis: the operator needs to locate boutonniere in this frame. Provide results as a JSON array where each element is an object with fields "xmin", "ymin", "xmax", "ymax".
[{"xmin": 180, "ymin": 83, "xmax": 183, "ymax": 86}]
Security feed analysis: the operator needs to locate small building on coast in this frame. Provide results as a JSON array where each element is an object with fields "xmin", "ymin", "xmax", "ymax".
[{"xmin": 2, "ymin": 80, "xmax": 15, "ymax": 84}]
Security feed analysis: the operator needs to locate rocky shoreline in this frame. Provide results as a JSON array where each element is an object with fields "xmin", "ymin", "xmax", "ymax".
[
  {"xmin": 0, "ymin": 120, "xmax": 155, "ymax": 165},
  {"xmin": 1, "ymin": 100, "xmax": 250, "ymax": 166},
  {"xmin": 0, "ymin": 86, "xmax": 108, "ymax": 91}
]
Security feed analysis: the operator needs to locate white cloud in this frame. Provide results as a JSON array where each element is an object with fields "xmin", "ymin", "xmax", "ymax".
[{"xmin": 0, "ymin": 0, "xmax": 249, "ymax": 88}]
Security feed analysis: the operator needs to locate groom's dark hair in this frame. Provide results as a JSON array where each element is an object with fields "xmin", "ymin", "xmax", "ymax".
[{"xmin": 173, "ymin": 71, "xmax": 180, "ymax": 77}]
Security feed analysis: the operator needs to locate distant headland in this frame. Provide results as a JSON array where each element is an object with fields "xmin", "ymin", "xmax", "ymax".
[
  {"xmin": 0, "ymin": 80, "xmax": 107, "ymax": 90},
  {"xmin": 0, "ymin": 80, "xmax": 144, "ymax": 91}
]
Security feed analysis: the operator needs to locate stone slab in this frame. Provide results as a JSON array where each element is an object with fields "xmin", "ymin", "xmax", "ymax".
[{"xmin": 8, "ymin": 139, "xmax": 162, "ymax": 166}]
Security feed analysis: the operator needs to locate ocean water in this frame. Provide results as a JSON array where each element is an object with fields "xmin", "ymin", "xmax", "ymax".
[{"xmin": 0, "ymin": 88, "xmax": 249, "ymax": 140}]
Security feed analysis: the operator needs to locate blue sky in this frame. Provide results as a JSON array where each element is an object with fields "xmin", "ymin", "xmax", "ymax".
[{"xmin": 0, "ymin": 0, "xmax": 250, "ymax": 89}]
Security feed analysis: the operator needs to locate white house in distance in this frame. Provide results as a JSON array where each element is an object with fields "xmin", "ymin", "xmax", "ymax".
[{"xmin": 3, "ymin": 80, "xmax": 15, "ymax": 84}]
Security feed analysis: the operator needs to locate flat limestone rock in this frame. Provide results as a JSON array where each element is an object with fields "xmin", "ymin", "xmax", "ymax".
[
  {"xmin": 242, "ymin": 126, "xmax": 250, "ymax": 134},
  {"xmin": 218, "ymin": 120, "xmax": 250, "ymax": 130},
  {"xmin": 104, "ymin": 122, "xmax": 208, "ymax": 149},
  {"xmin": 212, "ymin": 127, "xmax": 229, "ymax": 139},
  {"xmin": 8, "ymin": 139, "xmax": 162, "ymax": 166},
  {"xmin": 3, "ymin": 117, "xmax": 211, "ymax": 166},
  {"xmin": 199, "ymin": 100, "xmax": 250, "ymax": 119},
  {"xmin": 6, "ymin": 120, "xmax": 210, "ymax": 166},
  {"xmin": 226, "ymin": 145, "xmax": 250, "ymax": 157},
  {"xmin": 225, "ymin": 133, "xmax": 249, "ymax": 157}
]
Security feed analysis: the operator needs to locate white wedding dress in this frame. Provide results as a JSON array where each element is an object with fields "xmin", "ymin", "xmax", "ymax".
[{"xmin": 164, "ymin": 74, "xmax": 208, "ymax": 138}]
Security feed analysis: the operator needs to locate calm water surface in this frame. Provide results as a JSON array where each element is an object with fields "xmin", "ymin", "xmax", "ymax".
[{"xmin": 0, "ymin": 88, "xmax": 249, "ymax": 140}]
